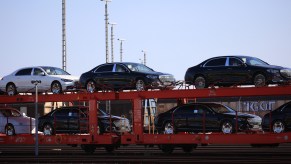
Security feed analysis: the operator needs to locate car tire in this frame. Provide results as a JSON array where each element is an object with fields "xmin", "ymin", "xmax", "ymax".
[
  {"xmin": 253, "ymin": 74, "xmax": 266, "ymax": 87},
  {"xmin": 135, "ymin": 79, "xmax": 146, "ymax": 91},
  {"xmin": 51, "ymin": 81, "xmax": 62, "ymax": 94},
  {"xmin": 194, "ymin": 76, "xmax": 207, "ymax": 89},
  {"xmin": 221, "ymin": 120, "xmax": 233, "ymax": 134},
  {"xmin": 161, "ymin": 121, "xmax": 174, "ymax": 134},
  {"xmin": 6, "ymin": 83, "xmax": 17, "ymax": 96},
  {"xmin": 43, "ymin": 123, "xmax": 54, "ymax": 135},
  {"xmin": 272, "ymin": 120, "xmax": 285, "ymax": 133},
  {"xmin": 86, "ymin": 80, "xmax": 96, "ymax": 93},
  {"xmin": 5, "ymin": 124, "xmax": 15, "ymax": 136}
]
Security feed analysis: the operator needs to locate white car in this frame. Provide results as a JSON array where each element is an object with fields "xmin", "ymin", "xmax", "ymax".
[
  {"xmin": 0, "ymin": 107, "xmax": 36, "ymax": 135},
  {"xmin": 0, "ymin": 66, "xmax": 79, "ymax": 95}
]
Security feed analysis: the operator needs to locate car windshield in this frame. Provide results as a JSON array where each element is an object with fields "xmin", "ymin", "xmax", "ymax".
[
  {"xmin": 124, "ymin": 63, "xmax": 154, "ymax": 73},
  {"xmin": 210, "ymin": 104, "xmax": 235, "ymax": 114},
  {"xmin": 98, "ymin": 109, "xmax": 108, "ymax": 116},
  {"xmin": 0, "ymin": 109, "xmax": 21, "ymax": 117},
  {"xmin": 41, "ymin": 67, "xmax": 70, "ymax": 75},
  {"xmin": 240, "ymin": 57, "xmax": 269, "ymax": 66}
]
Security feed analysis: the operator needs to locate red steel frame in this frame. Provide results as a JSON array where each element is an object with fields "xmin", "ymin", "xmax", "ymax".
[{"xmin": 1, "ymin": 86, "xmax": 291, "ymax": 145}]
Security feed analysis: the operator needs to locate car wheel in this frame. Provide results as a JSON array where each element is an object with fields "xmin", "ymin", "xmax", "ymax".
[
  {"xmin": 5, "ymin": 124, "xmax": 15, "ymax": 136},
  {"xmin": 194, "ymin": 76, "xmax": 207, "ymax": 89},
  {"xmin": 43, "ymin": 123, "xmax": 54, "ymax": 135},
  {"xmin": 272, "ymin": 120, "xmax": 285, "ymax": 133},
  {"xmin": 51, "ymin": 81, "xmax": 62, "ymax": 94},
  {"xmin": 136, "ymin": 79, "xmax": 145, "ymax": 91},
  {"xmin": 6, "ymin": 83, "xmax": 17, "ymax": 96},
  {"xmin": 161, "ymin": 122, "xmax": 174, "ymax": 134},
  {"xmin": 221, "ymin": 120, "xmax": 233, "ymax": 134},
  {"xmin": 86, "ymin": 80, "xmax": 96, "ymax": 93},
  {"xmin": 253, "ymin": 74, "xmax": 266, "ymax": 87}
]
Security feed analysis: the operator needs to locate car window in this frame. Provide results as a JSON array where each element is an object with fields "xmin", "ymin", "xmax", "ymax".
[
  {"xmin": 282, "ymin": 104, "xmax": 291, "ymax": 113},
  {"xmin": 115, "ymin": 64, "xmax": 127, "ymax": 72},
  {"xmin": 95, "ymin": 64, "xmax": 114, "ymax": 73},
  {"xmin": 195, "ymin": 105, "xmax": 211, "ymax": 114},
  {"xmin": 0, "ymin": 109, "xmax": 21, "ymax": 117},
  {"xmin": 15, "ymin": 68, "xmax": 33, "ymax": 76},
  {"xmin": 229, "ymin": 58, "xmax": 243, "ymax": 67},
  {"xmin": 174, "ymin": 105, "xmax": 194, "ymax": 114},
  {"xmin": 41, "ymin": 67, "xmax": 70, "ymax": 75},
  {"xmin": 124, "ymin": 63, "xmax": 154, "ymax": 73},
  {"xmin": 204, "ymin": 58, "xmax": 226, "ymax": 67},
  {"xmin": 33, "ymin": 68, "xmax": 44, "ymax": 76},
  {"xmin": 53, "ymin": 109, "xmax": 68, "ymax": 116},
  {"xmin": 209, "ymin": 104, "xmax": 234, "ymax": 114}
]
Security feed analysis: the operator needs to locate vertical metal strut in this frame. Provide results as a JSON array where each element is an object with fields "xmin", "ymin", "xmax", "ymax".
[{"xmin": 62, "ymin": 0, "xmax": 67, "ymax": 71}]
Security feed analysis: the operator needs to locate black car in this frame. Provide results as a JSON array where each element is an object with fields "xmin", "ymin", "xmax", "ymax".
[
  {"xmin": 38, "ymin": 106, "xmax": 131, "ymax": 135},
  {"xmin": 79, "ymin": 62, "xmax": 176, "ymax": 92},
  {"xmin": 154, "ymin": 103, "xmax": 261, "ymax": 134},
  {"xmin": 184, "ymin": 56, "xmax": 291, "ymax": 89},
  {"xmin": 262, "ymin": 101, "xmax": 291, "ymax": 133}
]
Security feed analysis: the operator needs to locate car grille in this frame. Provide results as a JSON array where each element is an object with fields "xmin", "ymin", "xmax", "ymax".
[{"xmin": 159, "ymin": 75, "xmax": 175, "ymax": 83}]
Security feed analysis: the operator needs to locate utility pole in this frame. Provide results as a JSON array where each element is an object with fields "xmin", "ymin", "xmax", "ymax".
[
  {"xmin": 101, "ymin": 0, "xmax": 111, "ymax": 63},
  {"xmin": 62, "ymin": 0, "xmax": 67, "ymax": 71},
  {"xmin": 142, "ymin": 50, "xmax": 146, "ymax": 65},
  {"xmin": 118, "ymin": 38, "xmax": 125, "ymax": 62},
  {"xmin": 109, "ymin": 22, "xmax": 117, "ymax": 62}
]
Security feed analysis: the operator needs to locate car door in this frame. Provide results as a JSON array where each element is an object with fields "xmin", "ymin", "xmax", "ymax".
[
  {"xmin": 190, "ymin": 104, "xmax": 217, "ymax": 132},
  {"xmin": 92, "ymin": 64, "xmax": 114, "ymax": 88},
  {"xmin": 53, "ymin": 110, "xmax": 69, "ymax": 132},
  {"xmin": 172, "ymin": 106, "xmax": 190, "ymax": 130},
  {"xmin": 32, "ymin": 68, "xmax": 50, "ymax": 92},
  {"xmin": 282, "ymin": 104, "xmax": 291, "ymax": 129},
  {"xmin": 14, "ymin": 68, "xmax": 34, "ymax": 92},
  {"xmin": 111, "ymin": 64, "xmax": 133, "ymax": 88},
  {"xmin": 203, "ymin": 57, "xmax": 227, "ymax": 85},
  {"xmin": 67, "ymin": 109, "xmax": 80, "ymax": 132},
  {"xmin": 226, "ymin": 57, "xmax": 250, "ymax": 84}
]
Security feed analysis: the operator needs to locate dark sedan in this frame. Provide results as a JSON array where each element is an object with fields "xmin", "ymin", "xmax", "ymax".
[
  {"xmin": 262, "ymin": 101, "xmax": 291, "ymax": 133},
  {"xmin": 154, "ymin": 103, "xmax": 261, "ymax": 134},
  {"xmin": 38, "ymin": 106, "xmax": 131, "ymax": 135},
  {"xmin": 79, "ymin": 62, "xmax": 176, "ymax": 92},
  {"xmin": 184, "ymin": 56, "xmax": 291, "ymax": 89}
]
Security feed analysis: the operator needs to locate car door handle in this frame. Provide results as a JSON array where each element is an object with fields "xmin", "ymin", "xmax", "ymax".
[{"xmin": 113, "ymin": 74, "xmax": 119, "ymax": 76}]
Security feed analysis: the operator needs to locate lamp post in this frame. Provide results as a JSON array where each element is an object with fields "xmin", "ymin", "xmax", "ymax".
[
  {"xmin": 118, "ymin": 38, "xmax": 125, "ymax": 62},
  {"xmin": 109, "ymin": 22, "xmax": 117, "ymax": 63},
  {"xmin": 31, "ymin": 80, "xmax": 41, "ymax": 157},
  {"xmin": 101, "ymin": 0, "xmax": 112, "ymax": 63},
  {"xmin": 142, "ymin": 50, "xmax": 146, "ymax": 65}
]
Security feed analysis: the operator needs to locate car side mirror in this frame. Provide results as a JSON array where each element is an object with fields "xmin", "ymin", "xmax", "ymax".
[{"xmin": 40, "ymin": 72, "xmax": 46, "ymax": 76}]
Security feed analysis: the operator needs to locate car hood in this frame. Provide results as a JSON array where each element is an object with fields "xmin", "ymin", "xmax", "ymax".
[
  {"xmin": 98, "ymin": 115, "xmax": 127, "ymax": 120},
  {"xmin": 255, "ymin": 64, "xmax": 291, "ymax": 70},
  {"xmin": 223, "ymin": 112, "xmax": 256, "ymax": 118},
  {"xmin": 49, "ymin": 75, "xmax": 79, "ymax": 81}
]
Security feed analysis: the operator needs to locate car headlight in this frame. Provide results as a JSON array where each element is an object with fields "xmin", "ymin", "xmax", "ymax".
[
  {"xmin": 280, "ymin": 69, "xmax": 291, "ymax": 78},
  {"xmin": 61, "ymin": 79, "xmax": 74, "ymax": 82},
  {"xmin": 146, "ymin": 75, "xmax": 158, "ymax": 79},
  {"xmin": 267, "ymin": 69, "xmax": 280, "ymax": 74}
]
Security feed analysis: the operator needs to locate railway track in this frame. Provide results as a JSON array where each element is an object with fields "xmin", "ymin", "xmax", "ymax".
[{"xmin": 1, "ymin": 144, "xmax": 291, "ymax": 163}]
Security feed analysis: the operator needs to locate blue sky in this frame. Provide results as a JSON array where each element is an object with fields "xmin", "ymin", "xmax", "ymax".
[{"xmin": 1, "ymin": 0, "xmax": 291, "ymax": 80}]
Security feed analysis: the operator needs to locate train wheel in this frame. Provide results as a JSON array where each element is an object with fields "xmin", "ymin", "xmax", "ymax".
[
  {"xmin": 81, "ymin": 144, "xmax": 97, "ymax": 154},
  {"xmin": 182, "ymin": 144, "xmax": 197, "ymax": 153},
  {"xmin": 159, "ymin": 144, "xmax": 174, "ymax": 154}
]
